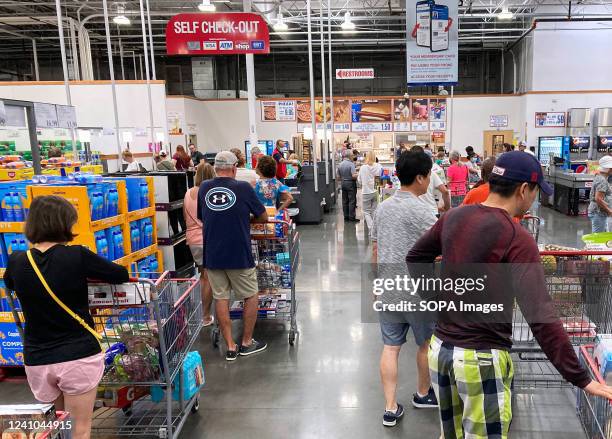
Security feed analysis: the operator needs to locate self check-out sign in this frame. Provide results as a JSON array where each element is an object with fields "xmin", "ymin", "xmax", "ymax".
[{"xmin": 166, "ymin": 13, "xmax": 270, "ymax": 55}]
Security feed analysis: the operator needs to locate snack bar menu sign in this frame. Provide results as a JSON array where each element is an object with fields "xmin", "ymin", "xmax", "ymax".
[
  {"xmin": 261, "ymin": 101, "xmax": 296, "ymax": 121},
  {"xmin": 166, "ymin": 13, "xmax": 270, "ymax": 55},
  {"xmin": 535, "ymin": 112, "xmax": 566, "ymax": 128},
  {"xmin": 406, "ymin": 0, "xmax": 458, "ymax": 85},
  {"xmin": 56, "ymin": 105, "xmax": 77, "ymax": 129},
  {"xmin": 351, "ymin": 100, "xmax": 393, "ymax": 132}
]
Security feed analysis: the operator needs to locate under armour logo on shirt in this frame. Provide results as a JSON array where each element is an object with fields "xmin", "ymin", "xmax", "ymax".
[{"xmin": 205, "ymin": 187, "xmax": 237, "ymax": 211}]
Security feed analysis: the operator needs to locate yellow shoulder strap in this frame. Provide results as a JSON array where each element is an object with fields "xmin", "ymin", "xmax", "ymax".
[{"xmin": 26, "ymin": 250, "xmax": 102, "ymax": 345}]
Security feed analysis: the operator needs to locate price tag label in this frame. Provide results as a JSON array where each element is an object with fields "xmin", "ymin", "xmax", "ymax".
[
  {"xmin": 56, "ymin": 105, "xmax": 78, "ymax": 129},
  {"xmin": 34, "ymin": 102, "xmax": 59, "ymax": 128},
  {"xmin": 0, "ymin": 101, "xmax": 6, "ymax": 127}
]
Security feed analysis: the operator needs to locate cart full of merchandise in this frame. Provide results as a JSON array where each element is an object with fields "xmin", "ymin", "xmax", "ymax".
[
  {"xmin": 511, "ymin": 249, "xmax": 612, "ymax": 390},
  {"xmin": 8, "ymin": 273, "xmax": 204, "ymax": 439},
  {"xmin": 211, "ymin": 219, "xmax": 300, "ymax": 346}
]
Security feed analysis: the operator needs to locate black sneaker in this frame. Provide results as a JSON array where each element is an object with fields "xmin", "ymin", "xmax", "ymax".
[
  {"xmin": 239, "ymin": 339, "xmax": 267, "ymax": 356},
  {"xmin": 412, "ymin": 388, "xmax": 438, "ymax": 408},
  {"xmin": 225, "ymin": 349, "xmax": 238, "ymax": 362},
  {"xmin": 382, "ymin": 403, "xmax": 404, "ymax": 427}
]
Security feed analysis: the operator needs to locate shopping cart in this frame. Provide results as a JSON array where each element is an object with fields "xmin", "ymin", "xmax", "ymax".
[
  {"xmin": 8, "ymin": 273, "xmax": 204, "ymax": 439},
  {"xmin": 577, "ymin": 345, "xmax": 612, "ymax": 439},
  {"xmin": 512, "ymin": 251, "xmax": 612, "ymax": 390},
  {"xmin": 520, "ymin": 214, "xmax": 541, "ymax": 243},
  {"xmin": 211, "ymin": 219, "xmax": 300, "ymax": 347}
]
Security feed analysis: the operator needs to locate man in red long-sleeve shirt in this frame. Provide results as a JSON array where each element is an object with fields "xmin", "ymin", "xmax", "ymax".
[{"xmin": 406, "ymin": 151, "xmax": 612, "ymax": 439}]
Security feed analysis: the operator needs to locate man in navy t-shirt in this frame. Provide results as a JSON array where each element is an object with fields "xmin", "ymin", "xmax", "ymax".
[{"xmin": 198, "ymin": 151, "xmax": 268, "ymax": 361}]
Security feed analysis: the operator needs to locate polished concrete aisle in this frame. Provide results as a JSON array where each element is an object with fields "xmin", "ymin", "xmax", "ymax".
[{"xmin": 0, "ymin": 205, "xmax": 593, "ymax": 438}]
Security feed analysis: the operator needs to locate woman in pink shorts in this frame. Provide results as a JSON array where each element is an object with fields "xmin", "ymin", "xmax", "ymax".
[{"xmin": 4, "ymin": 196, "xmax": 129, "ymax": 439}]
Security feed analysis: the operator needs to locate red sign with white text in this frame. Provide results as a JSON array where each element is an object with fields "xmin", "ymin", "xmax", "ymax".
[{"xmin": 166, "ymin": 13, "xmax": 270, "ymax": 55}]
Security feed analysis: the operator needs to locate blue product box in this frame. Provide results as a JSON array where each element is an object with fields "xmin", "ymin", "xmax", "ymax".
[
  {"xmin": 3, "ymin": 233, "xmax": 26, "ymax": 255},
  {"xmin": 0, "ymin": 237, "xmax": 8, "ymax": 268},
  {"xmin": 124, "ymin": 177, "xmax": 146, "ymax": 211},
  {"xmin": 150, "ymin": 351, "xmax": 204, "ymax": 403},
  {"xmin": 0, "ymin": 317, "xmax": 24, "ymax": 365}
]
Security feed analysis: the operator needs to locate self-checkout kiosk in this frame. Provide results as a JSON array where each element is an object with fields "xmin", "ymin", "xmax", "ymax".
[{"xmin": 593, "ymin": 108, "xmax": 612, "ymax": 160}]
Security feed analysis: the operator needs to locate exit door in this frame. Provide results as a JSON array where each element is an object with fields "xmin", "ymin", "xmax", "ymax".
[{"xmin": 483, "ymin": 130, "xmax": 514, "ymax": 157}]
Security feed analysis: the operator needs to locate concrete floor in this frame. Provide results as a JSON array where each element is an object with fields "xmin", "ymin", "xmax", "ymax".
[{"xmin": 0, "ymin": 203, "xmax": 594, "ymax": 438}]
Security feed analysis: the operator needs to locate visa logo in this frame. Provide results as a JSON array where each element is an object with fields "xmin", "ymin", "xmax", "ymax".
[
  {"xmin": 251, "ymin": 41, "xmax": 265, "ymax": 50},
  {"xmin": 219, "ymin": 41, "xmax": 233, "ymax": 50},
  {"xmin": 236, "ymin": 42, "xmax": 250, "ymax": 50},
  {"xmin": 203, "ymin": 41, "xmax": 217, "ymax": 50}
]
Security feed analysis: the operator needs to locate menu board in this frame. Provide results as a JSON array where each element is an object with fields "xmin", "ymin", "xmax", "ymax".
[
  {"xmin": 351, "ymin": 99, "xmax": 392, "ymax": 132},
  {"xmin": 410, "ymin": 98, "xmax": 429, "ymax": 131},
  {"xmin": 535, "ymin": 112, "xmax": 566, "ymax": 128},
  {"xmin": 429, "ymin": 98, "xmax": 446, "ymax": 130},
  {"xmin": 393, "ymin": 98, "xmax": 411, "ymax": 131},
  {"xmin": 34, "ymin": 102, "xmax": 59, "ymax": 128},
  {"xmin": 297, "ymin": 100, "xmax": 330, "ymax": 133},
  {"xmin": 261, "ymin": 100, "xmax": 296, "ymax": 121},
  {"xmin": 333, "ymin": 100, "xmax": 351, "ymax": 132}
]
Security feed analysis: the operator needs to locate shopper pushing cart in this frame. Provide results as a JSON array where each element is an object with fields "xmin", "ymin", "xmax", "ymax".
[
  {"xmin": 3, "ymin": 195, "xmax": 130, "ymax": 439},
  {"xmin": 406, "ymin": 152, "xmax": 612, "ymax": 439}
]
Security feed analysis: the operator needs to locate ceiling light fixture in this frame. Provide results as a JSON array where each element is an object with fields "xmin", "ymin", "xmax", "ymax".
[
  {"xmin": 198, "ymin": 0, "xmax": 216, "ymax": 12},
  {"xmin": 340, "ymin": 11, "xmax": 356, "ymax": 32},
  {"xmin": 113, "ymin": 4, "xmax": 130, "ymax": 25},
  {"xmin": 274, "ymin": 10, "xmax": 289, "ymax": 31},
  {"xmin": 497, "ymin": 6, "xmax": 514, "ymax": 19}
]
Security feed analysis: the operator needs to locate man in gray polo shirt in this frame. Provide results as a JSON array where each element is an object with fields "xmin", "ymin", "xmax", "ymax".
[
  {"xmin": 337, "ymin": 149, "xmax": 359, "ymax": 222},
  {"xmin": 371, "ymin": 149, "xmax": 438, "ymax": 427}
]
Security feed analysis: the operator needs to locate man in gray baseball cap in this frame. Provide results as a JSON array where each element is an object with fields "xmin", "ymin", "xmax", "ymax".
[{"xmin": 198, "ymin": 150, "xmax": 268, "ymax": 361}]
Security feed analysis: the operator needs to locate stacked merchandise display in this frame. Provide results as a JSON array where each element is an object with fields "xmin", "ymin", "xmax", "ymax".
[{"xmin": 0, "ymin": 174, "xmax": 163, "ymax": 367}]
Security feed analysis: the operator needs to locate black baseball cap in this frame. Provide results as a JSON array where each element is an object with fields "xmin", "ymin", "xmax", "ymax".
[{"xmin": 492, "ymin": 151, "xmax": 553, "ymax": 195}]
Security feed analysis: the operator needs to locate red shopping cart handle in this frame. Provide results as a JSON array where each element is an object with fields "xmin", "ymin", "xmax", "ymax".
[
  {"xmin": 540, "ymin": 250, "xmax": 612, "ymax": 256},
  {"xmin": 580, "ymin": 345, "xmax": 612, "ymax": 403}
]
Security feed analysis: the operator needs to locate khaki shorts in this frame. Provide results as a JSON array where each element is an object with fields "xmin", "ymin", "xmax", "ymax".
[{"xmin": 207, "ymin": 267, "xmax": 258, "ymax": 300}]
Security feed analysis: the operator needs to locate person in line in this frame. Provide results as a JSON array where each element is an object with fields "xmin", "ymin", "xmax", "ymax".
[
  {"xmin": 4, "ymin": 196, "xmax": 129, "ymax": 439},
  {"xmin": 518, "ymin": 141, "xmax": 535, "ymax": 156},
  {"xmin": 416, "ymin": 146, "xmax": 450, "ymax": 216},
  {"xmin": 255, "ymin": 155, "xmax": 294, "ymax": 210},
  {"xmin": 407, "ymin": 151, "xmax": 612, "ymax": 439},
  {"xmin": 173, "ymin": 145, "xmax": 193, "ymax": 171},
  {"xmin": 446, "ymin": 150, "xmax": 469, "ymax": 207},
  {"xmin": 338, "ymin": 149, "xmax": 359, "ymax": 222},
  {"xmin": 251, "ymin": 146, "xmax": 264, "ymax": 169},
  {"xmin": 500, "ymin": 142, "xmax": 514, "ymax": 155},
  {"xmin": 231, "ymin": 147, "xmax": 258, "ymax": 187},
  {"xmin": 358, "ymin": 151, "xmax": 382, "ymax": 231},
  {"xmin": 184, "ymin": 162, "xmax": 215, "ymax": 326},
  {"xmin": 285, "ymin": 153, "xmax": 301, "ymax": 182},
  {"xmin": 156, "ymin": 150, "xmax": 177, "ymax": 171},
  {"xmin": 588, "ymin": 155, "xmax": 612, "ymax": 233},
  {"xmin": 424, "ymin": 143, "xmax": 432, "ymax": 155},
  {"xmin": 462, "ymin": 156, "xmax": 496, "ymax": 203},
  {"xmin": 189, "ymin": 143, "xmax": 205, "ymax": 166},
  {"xmin": 198, "ymin": 151, "xmax": 268, "ymax": 361},
  {"xmin": 371, "ymin": 150, "xmax": 439, "ymax": 428},
  {"xmin": 122, "ymin": 150, "xmax": 141, "ymax": 172},
  {"xmin": 464, "ymin": 146, "xmax": 481, "ymax": 184},
  {"xmin": 273, "ymin": 140, "xmax": 297, "ymax": 183}
]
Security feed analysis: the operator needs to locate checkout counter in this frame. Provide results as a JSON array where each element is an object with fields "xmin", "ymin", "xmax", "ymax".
[
  {"xmin": 292, "ymin": 162, "xmax": 336, "ymax": 224},
  {"xmin": 542, "ymin": 163, "xmax": 593, "ymax": 216}
]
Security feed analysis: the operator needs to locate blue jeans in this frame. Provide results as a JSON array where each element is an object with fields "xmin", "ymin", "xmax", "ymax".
[{"xmin": 589, "ymin": 211, "xmax": 608, "ymax": 233}]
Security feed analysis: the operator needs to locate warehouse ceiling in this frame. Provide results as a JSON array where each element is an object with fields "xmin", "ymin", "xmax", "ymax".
[{"xmin": 0, "ymin": 0, "xmax": 611, "ymax": 56}]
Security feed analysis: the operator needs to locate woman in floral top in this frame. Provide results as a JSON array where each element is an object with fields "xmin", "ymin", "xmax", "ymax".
[{"xmin": 255, "ymin": 155, "xmax": 293, "ymax": 210}]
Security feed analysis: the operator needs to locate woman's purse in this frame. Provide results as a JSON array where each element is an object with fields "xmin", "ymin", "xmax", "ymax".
[{"xmin": 26, "ymin": 250, "xmax": 102, "ymax": 347}]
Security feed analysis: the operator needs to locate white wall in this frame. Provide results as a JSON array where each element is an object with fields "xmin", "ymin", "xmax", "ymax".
[
  {"xmin": 0, "ymin": 81, "xmax": 168, "ymax": 170},
  {"xmin": 532, "ymin": 22, "xmax": 612, "ymax": 91}
]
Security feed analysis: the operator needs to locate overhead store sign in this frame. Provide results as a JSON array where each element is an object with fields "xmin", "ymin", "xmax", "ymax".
[
  {"xmin": 165, "ymin": 13, "xmax": 270, "ymax": 55},
  {"xmin": 406, "ymin": 0, "xmax": 458, "ymax": 85},
  {"xmin": 335, "ymin": 68, "xmax": 374, "ymax": 80},
  {"xmin": 489, "ymin": 114, "xmax": 508, "ymax": 128},
  {"xmin": 535, "ymin": 112, "xmax": 566, "ymax": 128}
]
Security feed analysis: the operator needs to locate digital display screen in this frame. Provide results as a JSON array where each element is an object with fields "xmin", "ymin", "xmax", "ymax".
[{"xmin": 538, "ymin": 136, "xmax": 564, "ymax": 166}]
